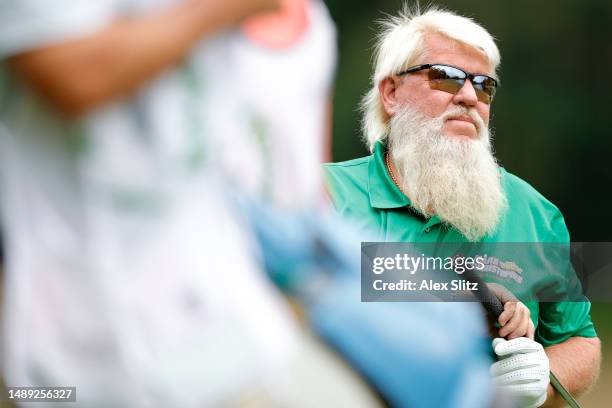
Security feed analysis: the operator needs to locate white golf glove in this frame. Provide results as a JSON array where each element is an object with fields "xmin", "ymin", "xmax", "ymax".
[{"xmin": 491, "ymin": 337, "xmax": 550, "ymax": 408}]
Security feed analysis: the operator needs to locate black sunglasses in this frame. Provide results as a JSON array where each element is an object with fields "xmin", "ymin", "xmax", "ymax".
[{"xmin": 397, "ymin": 63, "xmax": 498, "ymax": 104}]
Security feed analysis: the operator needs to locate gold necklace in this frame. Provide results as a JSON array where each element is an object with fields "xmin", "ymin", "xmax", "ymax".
[{"xmin": 385, "ymin": 152, "xmax": 400, "ymax": 187}]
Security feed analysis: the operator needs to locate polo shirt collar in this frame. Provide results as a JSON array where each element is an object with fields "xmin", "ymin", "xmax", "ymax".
[{"xmin": 368, "ymin": 141, "xmax": 411, "ymax": 209}]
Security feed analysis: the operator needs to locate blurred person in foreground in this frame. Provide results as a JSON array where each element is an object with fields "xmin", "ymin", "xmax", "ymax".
[
  {"xmin": 324, "ymin": 6, "xmax": 601, "ymax": 408},
  {"xmin": 0, "ymin": 0, "xmax": 332, "ymax": 406}
]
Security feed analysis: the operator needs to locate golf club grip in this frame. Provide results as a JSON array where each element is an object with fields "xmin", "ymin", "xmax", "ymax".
[
  {"xmin": 461, "ymin": 269, "xmax": 504, "ymax": 318},
  {"xmin": 462, "ymin": 269, "xmax": 581, "ymax": 408}
]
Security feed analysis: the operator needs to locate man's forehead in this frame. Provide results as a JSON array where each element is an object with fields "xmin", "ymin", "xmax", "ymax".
[{"xmin": 419, "ymin": 32, "xmax": 491, "ymax": 74}]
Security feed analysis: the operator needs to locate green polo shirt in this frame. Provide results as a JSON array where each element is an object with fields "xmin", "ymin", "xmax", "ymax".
[{"xmin": 324, "ymin": 141, "xmax": 596, "ymax": 347}]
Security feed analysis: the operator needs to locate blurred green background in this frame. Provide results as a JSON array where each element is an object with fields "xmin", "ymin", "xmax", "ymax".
[{"xmin": 325, "ymin": 0, "xmax": 612, "ymax": 405}]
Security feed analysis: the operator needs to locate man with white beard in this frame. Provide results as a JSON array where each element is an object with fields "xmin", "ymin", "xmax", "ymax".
[{"xmin": 324, "ymin": 7, "xmax": 600, "ymax": 408}]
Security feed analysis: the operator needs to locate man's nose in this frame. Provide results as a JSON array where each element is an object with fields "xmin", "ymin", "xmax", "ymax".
[{"xmin": 452, "ymin": 79, "xmax": 479, "ymax": 107}]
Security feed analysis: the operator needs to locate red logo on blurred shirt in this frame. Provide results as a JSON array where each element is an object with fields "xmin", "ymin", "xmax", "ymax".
[{"xmin": 241, "ymin": 0, "xmax": 310, "ymax": 49}]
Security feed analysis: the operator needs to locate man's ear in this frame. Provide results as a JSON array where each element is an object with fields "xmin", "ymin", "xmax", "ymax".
[{"xmin": 379, "ymin": 76, "xmax": 400, "ymax": 117}]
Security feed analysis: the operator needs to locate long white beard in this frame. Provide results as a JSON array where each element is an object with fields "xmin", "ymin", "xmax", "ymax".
[{"xmin": 387, "ymin": 105, "xmax": 507, "ymax": 241}]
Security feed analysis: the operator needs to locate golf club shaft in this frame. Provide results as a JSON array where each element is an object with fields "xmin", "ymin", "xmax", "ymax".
[{"xmin": 462, "ymin": 269, "xmax": 581, "ymax": 408}]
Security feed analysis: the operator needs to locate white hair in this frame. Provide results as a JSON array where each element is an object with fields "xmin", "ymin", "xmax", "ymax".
[{"xmin": 361, "ymin": 5, "xmax": 501, "ymax": 151}]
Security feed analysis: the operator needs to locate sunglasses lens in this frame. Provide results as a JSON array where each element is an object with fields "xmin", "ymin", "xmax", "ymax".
[
  {"xmin": 473, "ymin": 76, "xmax": 497, "ymax": 104},
  {"xmin": 427, "ymin": 65, "xmax": 466, "ymax": 95}
]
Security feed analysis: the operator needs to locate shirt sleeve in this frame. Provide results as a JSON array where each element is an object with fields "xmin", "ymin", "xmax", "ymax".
[
  {"xmin": 535, "ymin": 208, "xmax": 598, "ymax": 346},
  {"xmin": 537, "ymin": 301, "xmax": 597, "ymax": 347},
  {"xmin": 0, "ymin": 0, "xmax": 116, "ymax": 58}
]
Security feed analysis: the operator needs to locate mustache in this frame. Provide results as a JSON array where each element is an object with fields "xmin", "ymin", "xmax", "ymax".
[{"xmin": 440, "ymin": 106, "xmax": 485, "ymax": 133}]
